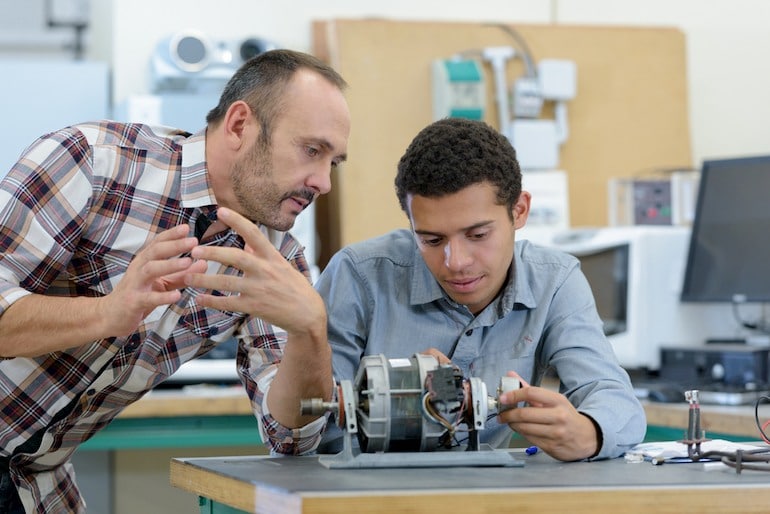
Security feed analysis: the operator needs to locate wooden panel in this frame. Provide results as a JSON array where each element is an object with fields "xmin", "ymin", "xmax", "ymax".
[{"xmin": 313, "ymin": 19, "xmax": 691, "ymax": 265}]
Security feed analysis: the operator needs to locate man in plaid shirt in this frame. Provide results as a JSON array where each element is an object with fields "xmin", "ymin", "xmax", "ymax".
[{"xmin": 0, "ymin": 49, "xmax": 349, "ymax": 513}]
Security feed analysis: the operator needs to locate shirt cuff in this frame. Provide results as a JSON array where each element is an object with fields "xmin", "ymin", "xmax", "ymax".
[{"xmin": 259, "ymin": 383, "xmax": 331, "ymax": 455}]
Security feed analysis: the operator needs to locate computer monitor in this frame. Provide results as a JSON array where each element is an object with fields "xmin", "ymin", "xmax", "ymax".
[
  {"xmin": 546, "ymin": 225, "xmax": 742, "ymax": 371},
  {"xmin": 681, "ymin": 155, "xmax": 770, "ymax": 303},
  {"xmin": 548, "ymin": 226, "xmax": 693, "ymax": 370}
]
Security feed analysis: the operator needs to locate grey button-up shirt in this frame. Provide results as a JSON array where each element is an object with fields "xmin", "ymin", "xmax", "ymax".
[{"xmin": 314, "ymin": 228, "xmax": 646, "ymax": 459}]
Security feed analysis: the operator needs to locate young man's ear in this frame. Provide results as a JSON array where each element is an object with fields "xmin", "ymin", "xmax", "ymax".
[{"xmin": 512, "ymin": 191, "xmax": 531, "ymax": 229}]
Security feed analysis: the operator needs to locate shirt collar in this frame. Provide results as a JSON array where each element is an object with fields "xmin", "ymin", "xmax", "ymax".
[
  {"xmin": 505, "ymin": 241, "xmax": 537, "ymax": 311},
  {"xmin": 179, "ymin": 128, "xmax": 216, "ymax": 209}
]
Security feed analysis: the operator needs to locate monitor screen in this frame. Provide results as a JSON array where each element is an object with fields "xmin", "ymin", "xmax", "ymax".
[
  {"xmin": 681, "ymin": 155, "xmax": 770, "ymax": 302},
  {"xmin": 578, "ymin": 244, "xmax": 629, "ymax": 337}
]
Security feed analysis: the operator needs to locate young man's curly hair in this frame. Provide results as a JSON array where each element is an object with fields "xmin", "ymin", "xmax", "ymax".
[{"xmin": 395, "ymin": 118, "xmax": 522, "ymax": 220}]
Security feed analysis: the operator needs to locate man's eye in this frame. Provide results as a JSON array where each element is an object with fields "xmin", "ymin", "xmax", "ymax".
[
  {"xmin": 306, "ymin": 146, "xmax": 319, "ymax": 157},
  {"xmin": 422, "ymin": 238, "xmax": 441, "ymax": 247}
]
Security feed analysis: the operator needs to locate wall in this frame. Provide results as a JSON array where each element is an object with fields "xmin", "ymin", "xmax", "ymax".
[
  {"xmin": 102, "ymin": 0, "xmax": 550, "ymax": 109},
  {"xmin": 0, "ymin": 0, "xmax": 770, "ymax": 167},
  {"xmin": 311, "ymin": 20, "xmax": 692, "ymax": 251},
  {"xmin": 552, "ymin": 0, "xmax": 770, "ymax": 164},
  {"xmin": 97, "ymin": 0, "xmax": 770, "ymax": 171},
  {"xmin": 4, "ymin": 0, "xmax": 769, "ymax": 214}
]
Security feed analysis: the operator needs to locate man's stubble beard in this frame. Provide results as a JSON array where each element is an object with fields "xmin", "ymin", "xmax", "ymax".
[{"xmin": 231, "ymin": 141, "xmax": 294, "ymax": 232}]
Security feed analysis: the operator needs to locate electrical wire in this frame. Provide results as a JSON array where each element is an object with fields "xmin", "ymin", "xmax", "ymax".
[
  {"xmin": 698, "ymin": 447, "xmax": 770, "ymax": 473},
  {"xmin": 754, "ymin": 395, "xmax": 770, "ymax": 444},
  {"xmin": 485, "ymin": 22, "xmax": 538, "ymax": 77},
  {"xmin": 731, "ymin": 298, "xmax": 770, "ymax": 334},
  {"xmin": 421, "ymin": 392, "xmax": 454, "ymax": 431},
  {"xmin": 692, "ymin": 395, "xmax": 770, "ymax": 472}
]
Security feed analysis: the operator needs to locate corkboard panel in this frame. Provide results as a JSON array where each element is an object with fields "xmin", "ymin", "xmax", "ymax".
[{"xmin": 312, "ymin": 19, "xmax": 691, "ymax": 266}]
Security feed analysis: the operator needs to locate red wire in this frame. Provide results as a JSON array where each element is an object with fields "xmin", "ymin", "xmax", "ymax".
[{"xmin": 762, "ymin": 420, "xmax": 770, "ymax": 444}]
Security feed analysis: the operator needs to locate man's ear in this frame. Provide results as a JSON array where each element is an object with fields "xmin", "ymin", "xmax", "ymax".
[
  {"xmin": 512, "ymin": 191, "xmax": 531, "ymax": 229},
  {"xmin": 222, "ymin": 100, "xmax": 255, "ymax": 151}
]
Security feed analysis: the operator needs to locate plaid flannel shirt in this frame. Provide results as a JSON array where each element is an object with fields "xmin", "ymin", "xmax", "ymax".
[{"xmin": 0, "ymin": 121, "xmax": 316, "ymax": 513}]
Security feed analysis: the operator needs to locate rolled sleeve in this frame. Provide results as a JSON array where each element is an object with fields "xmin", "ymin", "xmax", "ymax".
[
  {"xmin": 260, "ymin": 387, "xmax": 329, "ymax": 455},
  {"xmin": 237, "ymin": 283, "xmax": 334, "ymax": 456},
  {"xmin": 0, "ymin": 283, "xmax": 33, "ymax": 315}
]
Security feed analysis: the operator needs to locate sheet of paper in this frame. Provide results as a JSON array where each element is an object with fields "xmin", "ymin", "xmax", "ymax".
[{"xmin": 626, "ymin": 439, "xmax": 762, "ymax": 463}]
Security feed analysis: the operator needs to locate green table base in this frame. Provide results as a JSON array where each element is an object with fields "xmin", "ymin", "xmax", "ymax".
[
  {"xmin": 644, "ymin": 425, "xmax": 755, "ymax": 443},
  {"xmin": 200, "ymin": 497, "xmax": 249, "ymax": 514},
  {"xmin": 511, "ymin": 426, "xmax": 756, "ymax": 447},
  {"xmin": 80, "ymin": 415, "xmax": 262, "ymax": 450}
]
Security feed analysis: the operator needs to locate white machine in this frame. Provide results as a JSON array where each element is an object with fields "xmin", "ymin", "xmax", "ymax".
[
  {"xmin": 516, "ymin": 169, "xmax": 570, "ymax": 246},
  {"xmin": 149, "ymin": 29, "xmax": 276, "ymax": 94},
  {"xmin": 431, "ymin": 58, "xmax": 486, "ymax": 121},
  {"xmin": 547, "ymin": 226, "xmax": 741, "ymax": 371}
]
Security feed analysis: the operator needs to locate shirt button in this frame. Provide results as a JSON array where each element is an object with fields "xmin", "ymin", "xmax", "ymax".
[{"xmin": 465, "ymin": 329, "xmax": 473, "ymax": 336}]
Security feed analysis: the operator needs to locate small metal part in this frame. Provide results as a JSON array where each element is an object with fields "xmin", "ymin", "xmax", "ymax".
[
  {"xmin": 680, "ymin": 389, "xmax": 710, "ymax": 461},
  {"xmin": 496, "ymin": 375, "xmax": 521, "ymax": 413},
  {"xmin": 299, "ymin": 398, "xmax": 336, "ymax": 416},
  {"xmin": 470, "ymin": 377, "xmax": 489, "ymax": 430},
  {"xmin": 684, "ymin": 389, "xmax": 704, "ymax": 441}
]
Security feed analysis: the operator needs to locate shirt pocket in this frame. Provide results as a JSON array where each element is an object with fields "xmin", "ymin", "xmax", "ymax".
[
  {"xmin": 179, "ymin": 294, "xmax": 242, "ymax": 343},
  {"xmin": 471, "ymin": 337, "xmax": 537, "ymax": 385},
  {"xmin": 150, "ymin": 299, "xmax": 242, "ymax": 379},
  {"xmin": 67, "ymin": 253, "xmax": 124, "ymax": 296}
]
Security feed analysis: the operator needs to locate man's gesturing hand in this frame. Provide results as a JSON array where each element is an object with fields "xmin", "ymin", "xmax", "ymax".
[
  {"xmin": 101, "ymin": 224, "xmax": 207, "ymax": 337},
  {"xmin": 185, "ymin": 207, "xmax": 326, "ymax": 337}
]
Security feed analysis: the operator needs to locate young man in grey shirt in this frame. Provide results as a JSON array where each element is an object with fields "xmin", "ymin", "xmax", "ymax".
[{"xmin": 259, "ymin": 117, "xmax": 646, "ymax": 461}]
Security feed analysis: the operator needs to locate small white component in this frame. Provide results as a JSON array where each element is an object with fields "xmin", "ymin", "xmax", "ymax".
[
  {"xmin": 509, "ymin": 119, "xmax": 559, "ymax": 170},
  {"xmin": 496, "ymin": 375, "xmax": 521, "ymax": 413},
  {"xmin": 431, "ymin": 59, "xmax": 485, "ymax": 121},
  {"xmin": 513, "ymin": 76, "xmax": 543, "ymax": 118},
  {"xmin": 538, "ymin": 59, "xmax": 577, "ymax": 101}
]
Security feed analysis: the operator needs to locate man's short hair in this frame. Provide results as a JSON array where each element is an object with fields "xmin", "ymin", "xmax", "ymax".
[
  {"xmin": 206, "ymin": 49, "xmax": 347, "ymax": 145},
  {"xmin": 395, "ymin": 118, "xmax": 522, "ymax": 217}
]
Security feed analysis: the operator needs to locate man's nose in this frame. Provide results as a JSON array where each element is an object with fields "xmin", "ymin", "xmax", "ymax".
[
  {"xmin": 444, "ymin": 239, "xmax": 472, "ymax": 269},
  {"xmin": 306, "ymin": 162, "xmax": 333, "ymax": 195}
]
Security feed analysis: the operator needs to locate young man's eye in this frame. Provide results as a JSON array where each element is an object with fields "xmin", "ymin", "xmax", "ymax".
[
  {"xmin": 421, "ymin": 237, "xmax": 441, "ymax": 247},
  {"xmin": 306, "ymin": 146, "xmax": 319, "ymax": 157}
]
